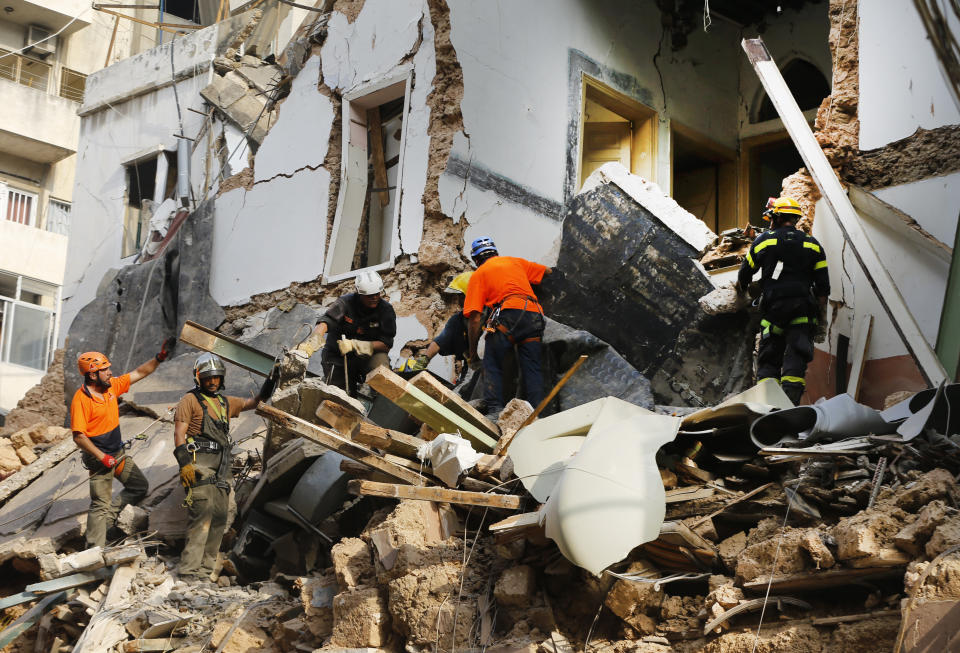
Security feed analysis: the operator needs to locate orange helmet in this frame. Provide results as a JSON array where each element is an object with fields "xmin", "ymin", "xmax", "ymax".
[{"xmin": 77, "ymin": 351, "xmax": 111, "ymax": 375}]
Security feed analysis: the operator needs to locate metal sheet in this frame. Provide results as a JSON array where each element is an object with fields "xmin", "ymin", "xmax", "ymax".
[
  {"xmin": 751, "ymin": 393, "xmax": 895, "ymax": 448},
  {"xmin": 682, "ymin": 379, "xmax": 794, "ymax": 429}
]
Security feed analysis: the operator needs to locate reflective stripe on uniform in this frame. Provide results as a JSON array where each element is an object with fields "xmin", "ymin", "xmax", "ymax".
[
  {"xmin": 789, "ymin": 316, "xmax": 810, "ymax": 325},
  {"xmin": 754, "ymin": 239, "xmax": 777, "ymax": 253},
  {"xmin": 814, "ymin": 260, "xmax": 828, "ymax": 270},
  {"xmin": 781, "ymin": 375, "xmax": 806, "ymax": 385},
  {"xmin": 760, "ymin": 319, "xmax": 784, "ymax": 336},
  {"xmin": 746, "ymin": 250, "xmax": 755, "ymax": 269},
  {"xmin": 758, "ymin": 377, "xmax": 780, "ymax": 384},
  {"xmin": 803, "ymin": 241, "xmax": 821, "ymax": 253}
]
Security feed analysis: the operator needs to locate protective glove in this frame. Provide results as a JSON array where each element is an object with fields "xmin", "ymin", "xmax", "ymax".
[
  {"xmin": 155, "ymin": 337, "xmax": 177, "ymax": 362},
  {"xmin": 814, "ymin": 302, "xmax": 828, "ymax": 344},
  {"xmin": 258, "ymin": 365, "xmax": 280, "ymax": 401},
  {"xmin": 292, "ymin": 331, "xmax": 323, "ymax": 360},
  {"xmin": 408, "ymin": 354, "xmax": 429, "ymax": 372},
  {"xmin": 339, "ymin": 339, "xmax": 376, "ymax": 357},
  {"xmin": 179, "ymin": 463, "xmax": 197, "ymax": 487},
  {"xmin": 101, "ymin": 454, "xmax": 117, "ymax": 469}
]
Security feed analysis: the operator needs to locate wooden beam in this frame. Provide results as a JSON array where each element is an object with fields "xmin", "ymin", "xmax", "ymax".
[
  {"xmin": 104, "ymin": 15, "xmax": 120, "ymax": 67},
  {"xmin": 314, "ymin": 400, "xmax": 363, "ymax": 437},
  {"xmin": 366, "ymin": 107, "xmax": 390, "ymax": 208},
  {"xmin": 92, "ymin": 6, "xmax": 190, "ymax": 34},
  {"xmin": 664, "ymin": 486, "xmax": 716, "ymax": 504},
  {"xmin": 410, "ymin": 372, "xmax": 499, "ymax": 438},
  {"xmin": 352, "ymin": 421, "xmax": 423, "ymax": 458},
  {"xmin": 846, "ymin": 315, "xmax": 873, "ymax": 401},
  {"xmin": 688, "ymin": 482, "xmax": 774, "ymax": 528},
  {"xmin": 366, "ymin": 366, "xmax": 497, "ymax": 451},
  {"xmin": 741, "ymin": 566, "xmax": 904, "ymax": 593},
  {"xmin": 742, "ymin": 37, "xmax": 948, "ymax": 386},
  {"xmin": 348, "ymin": 479, "xmax": 522, "ymax": 509},
  {"xmin": 489, "ymin": 510, "xmax": 541, "ymax": 532},
  {"xmin": 256, "ymin": 403, "xmax": 425, "ymax": 485},
  {"xmin": 123, "ymin": 639, "xmax": 185, "ymax": 652},
  {"xmin": 811, "ymin": 609, "xmax": 900, "ymax": 626},
  {"xmin": 0, "ymin": 592, "xmax": 66, "ymax": 648},
  {"xmin": 179, "ymin": 320, "xmax": 278, "ymax": 377}
]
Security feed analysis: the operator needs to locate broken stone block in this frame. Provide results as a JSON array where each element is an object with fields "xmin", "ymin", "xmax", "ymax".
[
  {"xmin": 660, "ymin": 468, "xmax": 677, "ymax": 490},
  {"xmin": 213, "ymin": 56, "xmax": 240, "ymax": 73},
  {"xmin": 800, "ymin": 530, "xmax": 836, "ymax": 569},
  {"xmin": 494, "ymin": 565, "xmax": 537, "ymax": 607},
  {"xmin": 239, "ymin": 54, "xmax": 263, "ymax": 68},
  {"xmin": 0, "ymin": 443, "xmax": 22, "ymax": 475},
  {"xmin": 40, "ymin": 425, "xmax": 70, "ymax": 444},
  {"xmin": 717, "ymin": 531, "xmax": 747, "ymax": 570},
  {"xmin": 9, "ymin": 427, "xmax": 37, "ymax": 449},
  {"xmin": 497, "ymin": 399, "xmax": 533, "ymax": 444},
  {"xmin": 367, "ymin": 500, "xmax": 460, "ymax": 581},
  {"xmin": 894, "ymin": 500, "xmax": 954, "ymax": 556},
  {"xmin": 15, "ymin": 445, "xmax": 36, "ymax": 466},
  {"xmin": 209, "ymin": 615, "xmax": 272, "ymax": 653},
  {"xmin": 926, "ymin": 515, "xmax": 960, "ymax": 558},
  {"xmin": 495, "ymin": 538, "xmax": 526, "ymax": 560},
  {"xmin": 116, "ymin": 504, "xmax": 148, "ymax": 535},
  {"xmin": 896, "ymin": 468, "xmax": 957, "ymax": 512},
  {"xmin": 298, "ymin": 377, "xmax": 366, "ymax": 419},
  {"xmin": 387, "ymin": 562, "xmax": 475, "ymax": 647},
  {"xmin": 200, "ymin": 73, "xmax": 248, "ymax": 110},
  {"xmin": 297, "ymin": 573, "xmax": 336, "ymax": 638},
  {"xmin": 332, "ymin": 537, "xmax": 374, "ymax": 589},
  {"xmin": 417, "ymin": 240, "xmax": 461, "ymax": 272},
  {"xmin": 708, "ymin": 582, "xmax": 744, "ymax": 610},
  {"xmin": 833, "ymin": 510, "xmax": 905, "ymax": 561},
  {"xmin": 236, "ymin": 64, "xmax": 283, "ymax": 94},
  {"xmin": 331, "ymin": 586, "xmax": 390, "ymax": 648},
  {"xmin": 223, "ymin": 70, "xmax": 251, "ymax": 91},
  {"xmin": 603, "ymin": 560, "xmax": 663, "ymax": 634},
  {"xmin": 699, "ymin": 282, "xmax": 749, "ymax": 315},
  {"xmin": 736, "ymin": 529, "xmax": 807, "ymax": 583}
]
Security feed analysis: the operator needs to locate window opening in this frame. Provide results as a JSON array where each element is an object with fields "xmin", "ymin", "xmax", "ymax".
[
  {"xmin": 2, "ymin": 186, "xmax": 38, "ymax": 226},
  {"xmin": 671, "ymin": 125, "xmax": 737, "ymax": 233},
  {"xmin": 754, "ymin": 59, "xmax": 829, "ymax": 123},
  {"xmin": 743, "ymin": 135, "xmax": 804, "ymax": 226},
  {"xmin": 578, "ymin": 77, "xmax": 657, "ymax": 190},
  {"xmin": 122, "ymin": 152, "xmax": 176, "ymax": 257},
  {"xmin": 326, "ymin": 76, "xmax": 410, "ymax": 280},
  {"xmin": 0, "ymin": 274, "xmax": 57, "ymax": 372},
  {"xmin": 164, "ymin": 0, "xmax": 200, "ymax": 23},
  {"xmin": 0, "ymin": 48, "xmax": 51, "ymax": 92},
  {"xmin": 59, "ymin": 68, "xmax": 86, "ymax": 103}
]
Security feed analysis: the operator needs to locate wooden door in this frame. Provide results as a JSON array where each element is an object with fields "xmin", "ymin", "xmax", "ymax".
[{"xmin": 582, "ymin": 122, "xmax": 631, "ymax": 182}]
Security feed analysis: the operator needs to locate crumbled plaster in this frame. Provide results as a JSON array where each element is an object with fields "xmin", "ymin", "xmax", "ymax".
[{"xmin": 844, "ymin": 124, "xmax": 960, "ymax": 190}]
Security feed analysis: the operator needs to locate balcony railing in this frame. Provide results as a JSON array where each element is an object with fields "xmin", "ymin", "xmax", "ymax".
[{"xmin": 0, "ymin": 49, "xmax": 86, "ymax": 102}]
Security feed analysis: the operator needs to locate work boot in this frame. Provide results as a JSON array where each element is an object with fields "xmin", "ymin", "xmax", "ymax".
[
  {"xmin": 484, "ymin": 406, "xmax": 503, "ymax": 423},
  {"xmin": 782, "ymin": 383, "xmax": 804, "ymax": 405}
]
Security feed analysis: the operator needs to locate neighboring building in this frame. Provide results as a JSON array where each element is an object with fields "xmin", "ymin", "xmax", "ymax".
[{"xmin": 58, "ymin": 0, "xmax": 960, "ymax": 407}]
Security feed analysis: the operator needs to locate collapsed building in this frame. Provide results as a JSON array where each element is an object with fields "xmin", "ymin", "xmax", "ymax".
[{"xmin": 0, "ymin": 0, "xmax": 958, "ymax": 651}]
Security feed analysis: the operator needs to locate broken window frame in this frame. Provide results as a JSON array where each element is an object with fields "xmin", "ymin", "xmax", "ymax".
[
  {"xmin": 120, "ymin": 146, "xmax": 177, "ymax": 259},
  {"xmin": 576, "ymin": 74, "xmax": 658, "ymax": 191},
  {"xmin": 324, "ymin": 69, "xmax": 413, "ymax": 284}
]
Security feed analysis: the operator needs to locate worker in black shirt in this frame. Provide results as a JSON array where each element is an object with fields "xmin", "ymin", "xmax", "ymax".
[
  {"xmin": 737, "ymin": 196, "xmax": 830, "ymax": 405},
  {"xmin": 293, "ymin": 271, "xmax": 396, "ymax": 396}
]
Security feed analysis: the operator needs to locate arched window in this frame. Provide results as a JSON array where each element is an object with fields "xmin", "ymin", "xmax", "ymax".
[{"xmin": 753, "ymin": 58, "xmax": 830, "ymax": 123}]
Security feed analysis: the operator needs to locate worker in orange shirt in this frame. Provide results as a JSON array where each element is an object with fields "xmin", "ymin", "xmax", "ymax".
[
  {"xmin": 464, "ymin": 237, "xmax": 552, "ymax": 421},
  {"xmin": 70, "ymin": 339, "xmax": 175, "ymax": 548}
]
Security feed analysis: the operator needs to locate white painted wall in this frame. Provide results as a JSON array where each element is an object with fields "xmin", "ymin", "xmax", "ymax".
[
  {"xmin": 0, "ymin": 221, "xmax": 68, "ymax": 285},
  {"xmin": 0, "ymin": 364, "xmax": 43, "ymax": 416},
  {"xmin": 859, "ymin": 0, "xmax": 960, "ymax": 149}
]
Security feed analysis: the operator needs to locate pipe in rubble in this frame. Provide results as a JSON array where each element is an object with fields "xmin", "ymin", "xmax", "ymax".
[
  {"xmin": 750, "ymin": 393, "xmax": 895, "ymax": 448},
  {"xmin": 177, "ymin": 136, "xmax": 191, "ymax": 208}
]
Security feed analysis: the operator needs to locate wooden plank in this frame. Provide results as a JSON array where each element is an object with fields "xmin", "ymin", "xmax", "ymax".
[
  {"xmin": 742, "ymin": 38, "xmax": 947, "ymax": 386},
  {"xmin": 352, "ymin": 421, "xmax": 423, "ymax": 458},
  {"xmin": 25, "ymin": 570, "xmax": 110, "ymax": 596},
  {"xmin": 348, "ymin": 479, "xmax": 522, "ymax": 509},
  {"xmin": 846, "ymin": 314, "xmax": 873, "ymax": 401},
  {"xmin": 179, "ymin": 320, "xmax": 278, "ymax": 377},
  {"xmin": 314, "ymin": 400, "xmax": 363, "ymax": 436},
  {"xmin": 474, "ymin": 454, "xmax": 513, "ymax": 482},
  {"xmin": 665, "ymin": 486, "xmax": 715, "ymax": 503},
  {"xmin": 123, "ymin": 639, "xmax": 185, "ymax": 652},
  {"xmin": 0, "ymin": 592, "xmax": 66, "ymax": 648},
  {"xmin": 759, "ymin": 446, "xmax": 871, "ymax": 457},
  {"xmin": 366, "ymin": 107, "xmax": 390, "ymax": 208},
  {"xmin": 489, "ymin": 510, "xmax": 541, "ymax": 532},
  {"xmin": 689, "ymin": 482, "xmax": 775, "ymax": 528},
  {"xmin": 741, "ymin": 566, "xmax": 904, "ymax": 593},
  {"xmin": 256, "ymin": 403, "xmax": 425, "ymax": 485},
  {"xmin": 410, "ymin": 372, "xmax": 499, "ymax": 438},
  {"xmin": 811, "ymin": 609, "xmax": 900, "ymax": 626},
  {"xmin": 366, "ymin": 366, "xmax": 497, "ymax": 451}
]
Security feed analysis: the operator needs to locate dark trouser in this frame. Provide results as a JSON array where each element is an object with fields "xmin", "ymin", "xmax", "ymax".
[
  {"xmin": 86, "ymin": 455, "xmax": 149, "ymax": 548},
  {"xmin": 323, "ymin": 351, "xmax": 390, "ymax": 397},
  {"xmin": 179, "ymin": 458, "xmax": 231, "ymax": 579},
  {"xmin": 757, "ymin": 297, "xmax": 815, "ymax": 405},
  {"xmin": 483, "ymin": 309, "xmax": 545, "ymax": 414}
]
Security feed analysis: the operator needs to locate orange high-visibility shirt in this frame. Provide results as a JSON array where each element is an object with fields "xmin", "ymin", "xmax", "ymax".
[
  {"xmin": 70, "ymin": 374, "xmax": 131, "ymax": 455},
  {"xmin": 463, "ymin": 256, "xmax": 547, "ymax": 317}
]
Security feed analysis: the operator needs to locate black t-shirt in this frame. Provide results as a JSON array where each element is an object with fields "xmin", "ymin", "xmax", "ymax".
[
  {"xmin": 320, "ymin": 293, "xmax": 397, "ymax": 362},
  {"xmin": 433, "ymin": 312, "xmax": 469, "ymax": 360}
]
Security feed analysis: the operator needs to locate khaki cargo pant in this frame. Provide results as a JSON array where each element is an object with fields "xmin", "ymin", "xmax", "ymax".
[
  {"xmin": 86, "ymin": 456, "xmax": 149, "ymax": 548},
  {"xmin": 179, "ymin": 461, "xmax": 231, "ymax": 579}
]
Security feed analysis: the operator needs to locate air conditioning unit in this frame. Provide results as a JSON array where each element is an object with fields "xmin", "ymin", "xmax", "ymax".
[{"xmin": 24, "ymin": 25, "xmax": 56, "ymax": 59}]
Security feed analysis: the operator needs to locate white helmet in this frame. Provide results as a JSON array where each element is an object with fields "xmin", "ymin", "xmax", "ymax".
[{"xmin": 355, "ymin": 270, "xmax": 384, "ymax": 296}]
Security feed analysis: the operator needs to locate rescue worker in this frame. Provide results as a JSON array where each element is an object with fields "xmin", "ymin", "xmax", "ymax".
[
  {"xmin": 71, "ymin": 339, "xmax": 175, "ymax": 548},
  {"xmin": 172, "ymin": 353, "xmax": 278, "ymax": 581},
  {"xmin": 736, "ymin": 196, "xmax": 830, "ymax": 405},
  {"xmin": 403, "ymin": 271, "xmax": 473, "ymax": 373},
  {"xmin": 293, "ymin": 270, "xmax": 397, "ymax": 396},
  {"xmin": 463, "ymin": 237, "xmax": 552, "ymax": 421}
]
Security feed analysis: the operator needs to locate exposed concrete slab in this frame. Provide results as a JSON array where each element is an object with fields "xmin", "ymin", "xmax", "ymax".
[
  {"xmin": 200, "ymin": 73, "xmax": 249, "ymax": 110},
  {"xmin": 254, "ymin": 56, "xmax": 331, "ymax": 183},
  {"xmin": 237, "ymin": 63, "xmax": 283, "ymax": 98}
]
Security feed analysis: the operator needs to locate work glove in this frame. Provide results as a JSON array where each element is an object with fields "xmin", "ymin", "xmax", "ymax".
[
  {"xmin": 179, "ymin": 463, "xmax": 197, "ymax": 488},
  {"xmin": 292, "ymin": 331, "xmax": 323, "ymax": 360},
  {"xmin": 407, "ymin": 354, "xmax": 429, "ymax": 372},
  {"xmin": 258, "ymin": 365, "xmax": 280, "ymax": 401},
  {"xmin": 814, "ymin": 302, "xmax": 828, "ymax": 344},
  {"xmin": 155, "ymin": 337, "xmax": 177, "ymax": 362},
  {"xmin": 100, "ymin": 454, "xmax": 117, "ymax": 469},
  {"xmin": 339, "ymin": 339, "xmax": 376, "ymax": 357}
]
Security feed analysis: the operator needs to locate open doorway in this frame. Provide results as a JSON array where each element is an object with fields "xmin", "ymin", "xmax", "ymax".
[
  {"xmin": 740, "ymin": 133, "xmax": 804, "ymax": 227},
  {"xmin": 671, "ymin": 124, "xmax": 737, "ymax": 233},
  {"xmin": 578, "ymin": 76, "xmax": 657, "ymax": 190}
]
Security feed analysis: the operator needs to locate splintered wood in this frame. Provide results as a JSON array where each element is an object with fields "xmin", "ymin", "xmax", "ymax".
[{"xmin": 348, "ymin": 480, "xmax": 523, "ymax": 509}]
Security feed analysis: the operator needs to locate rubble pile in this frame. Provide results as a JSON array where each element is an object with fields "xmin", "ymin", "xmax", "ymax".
[{"xmin": 0, "ymin": 348, "xmax": 67, "ymax": 436}]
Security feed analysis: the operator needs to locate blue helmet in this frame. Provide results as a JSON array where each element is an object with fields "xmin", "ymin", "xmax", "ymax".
[{"xmin": 470, "ymin": 237, "xmax": 498, "ymax": 260}]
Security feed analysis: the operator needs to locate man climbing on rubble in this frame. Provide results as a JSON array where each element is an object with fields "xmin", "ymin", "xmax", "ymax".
[
  {"xmin": 464, "ymin": 237, "xmax": 552, "ymax": 421},
  {"xmin": 402, "ymin": 271, "xmax": 473, "ymax": 374},
  {"xmin": 71, "ymin": 340, "xmax": 175, "ymax": 548},
  {"xmin": 173, "ymin": 353, "xmax": 278, "ymax": 581},
  {"xmin": 736, "ymin": 196, "xmax": 830, "ymax": 405},
  {"xmin": 292, "ymin": 270, "xmax": 397, "ymax": 397}
]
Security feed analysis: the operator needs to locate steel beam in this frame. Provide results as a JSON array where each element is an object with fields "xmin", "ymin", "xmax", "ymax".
[{"xmin": 742, "ymin": 38, "xmax": 948, "ymax": 386}]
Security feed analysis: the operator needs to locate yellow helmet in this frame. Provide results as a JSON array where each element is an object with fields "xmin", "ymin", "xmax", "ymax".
[
  {"xmin": 444, "ymin": 271, "xmax": 472, "ymax": 295},
  {"xmin": 772, "ymin": 196, "xmax": 802, "ymax": 217}
]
